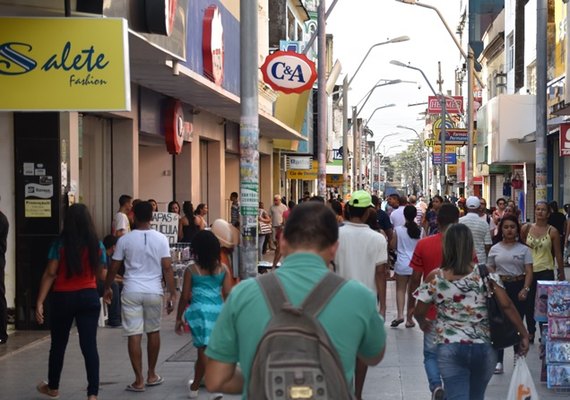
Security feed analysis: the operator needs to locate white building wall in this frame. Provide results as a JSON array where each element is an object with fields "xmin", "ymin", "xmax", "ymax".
[{"xmin": 505, "ymin": 0, "xmax": 516, "ymax": 93}]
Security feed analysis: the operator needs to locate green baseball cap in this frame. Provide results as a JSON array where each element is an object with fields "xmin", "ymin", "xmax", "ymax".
[{"xmin": 348, "ymin": 190, "xmax": 372, "ymax": 208}]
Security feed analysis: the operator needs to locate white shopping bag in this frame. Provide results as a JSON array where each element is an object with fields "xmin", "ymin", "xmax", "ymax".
[{"xmin": 507, "ymin": 357, "xmax": 540, "ymax": 400}]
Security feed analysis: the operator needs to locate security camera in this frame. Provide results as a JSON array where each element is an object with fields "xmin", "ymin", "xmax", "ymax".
[{"xmin": 418, "ymin": 83, "xmax": 422, "ymax": 90}]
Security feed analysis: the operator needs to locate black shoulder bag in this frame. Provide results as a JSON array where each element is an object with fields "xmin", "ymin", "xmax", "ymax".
[{"xmin": 478, "ymin": 264, "xmax": 521, "ymax": 349}]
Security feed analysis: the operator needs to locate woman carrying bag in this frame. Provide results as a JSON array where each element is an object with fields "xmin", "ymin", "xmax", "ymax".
[
  {"xmin": 487, "ymin": 215, "xmax": 533, "ymax": 374},
  {"xmin": 414, "ymin": 224, "xmax": 529, "ymax": 400}
]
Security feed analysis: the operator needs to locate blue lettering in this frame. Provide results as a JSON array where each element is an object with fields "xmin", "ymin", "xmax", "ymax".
[
  {"xmin": 0, "ymin": 42, "xmax": 37, "ymax": 75},
  {"xmin": 289, "ymin": 65, "xmax": 305, "ymax": 83},
  {"xmin": 271, "ymin": 61, "xmax": 286, "ymax": 79},
  {"xmin": 42, "ymin": 41, "xmax": 109, "ymax": 72}
]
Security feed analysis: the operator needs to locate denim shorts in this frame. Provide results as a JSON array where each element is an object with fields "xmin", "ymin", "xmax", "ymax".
[
  {"xmin": 437, "ymin": 342, "xmax": 497, "ymax": 400},
  {"xmin": 121, "ymin": 292, "xmax": 163, "ymax": 336}
]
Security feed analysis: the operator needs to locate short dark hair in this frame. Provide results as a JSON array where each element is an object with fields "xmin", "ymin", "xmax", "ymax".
[
  {"xmin": 283, "ymin": 202, "xmax": 338, "ymax": 251},
  {"xmin": 346, "ymin": 204, "xmax": 368, "ymax": 219},
  {"xmin": 230, "ymin": 192, "xmax": 238, "ymax": 199},
  {"xmin": 371, "ymin": 195, "xmax": 380, "ymax": 207},
  {"xmin": 103, "ymin": 234, "xmax": 118, "ymax": 250},
  {"xmin": 496, "ymin": 197, "xmax": 506, "ymax": 205},
  {"xmin": 119, "ymin": 194, "xmax": 132, "ymax": 207},
  {"xmin": 134, "ymin": 201, "xmax": 153, "ymax": 223},
  {"xmin": 437, "ymin": 203, "xmax": 460, "ymax": 228}
]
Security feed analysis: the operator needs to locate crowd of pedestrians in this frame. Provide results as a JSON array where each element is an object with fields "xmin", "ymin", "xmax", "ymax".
[{"xmin": 31, "ymin": 189, "xmax": 570, "ymax": 400}]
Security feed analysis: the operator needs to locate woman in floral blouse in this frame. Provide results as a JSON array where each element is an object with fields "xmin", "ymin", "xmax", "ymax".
[{"xmin": 414, "ymin": 223, "xmax": 529, "ymax": 400}]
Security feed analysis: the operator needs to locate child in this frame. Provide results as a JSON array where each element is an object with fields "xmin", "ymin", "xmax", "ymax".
[{"xmin": 175, "ymin": 230, "xmax": 233, "ymax": 399}]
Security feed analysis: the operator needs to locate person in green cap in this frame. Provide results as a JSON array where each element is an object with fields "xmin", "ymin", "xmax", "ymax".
[{"xmin": 334, "ymin": 189, "xmax": 388, "ymax": 400}]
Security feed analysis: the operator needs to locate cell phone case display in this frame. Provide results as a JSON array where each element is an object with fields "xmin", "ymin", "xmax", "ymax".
[
  {"xmin": 535, "ymin": 281, "xmax": 570, "ymax": 322},
  {"xmin": 540, "ymin": 281, "xmax": 570, "ymax": 390}
]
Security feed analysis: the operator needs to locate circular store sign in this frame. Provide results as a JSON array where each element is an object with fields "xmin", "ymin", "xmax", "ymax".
[
  {"xmin": 165, "ymin": 100, "xmax": 184, "ymax": 155},
  {"xmin": 260, "ymin": 51, "xmax": 317, "ymax": 94},
  {"xmin": 203, "ymin": 5, "xmax": 224, "ymax": 86}
]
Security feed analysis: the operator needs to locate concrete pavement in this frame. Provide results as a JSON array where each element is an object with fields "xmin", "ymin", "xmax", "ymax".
[{"xmin": 0, "ymin": 274, "xmax": 567, "ymax": 399}]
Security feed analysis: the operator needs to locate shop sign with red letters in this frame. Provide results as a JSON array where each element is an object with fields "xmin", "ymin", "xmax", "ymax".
[{"xmin": 260, "ymin": 51, "xmax": 317, "ymax": 94}]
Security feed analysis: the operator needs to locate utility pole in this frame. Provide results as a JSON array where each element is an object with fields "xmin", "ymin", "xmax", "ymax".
[
  {"xmin": 342, "ymin": 75, "xmax": 349, "ymax": 195},
  {"xmin": 352, "ymin": 106, "xmax": 359, "ymax": 189},
  {"xmin": 317, "ymin": 0, "xmax": 327, "ymax": 198},
  {"xmin": 465, "ymin": 48, "xmax": 474, "ymax": 196},
  {"xmin": 536, "ymin": 0, "xmax": 547, "ymax": 202},
  {"xmin": 239, "ymin": 0, "xmax": 259, "ymax": 279},
  {"xmin": 437, "ymin": 62, "xmax": 446, "ymax": 195}
]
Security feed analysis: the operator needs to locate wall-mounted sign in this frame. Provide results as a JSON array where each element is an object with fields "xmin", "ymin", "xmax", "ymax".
[
  {"xmin": 428, "ymin": 95, "xmax": 464, "ymax": 114},
  {"xmin": 165, "ymin": 99, "xmax": 193, "ymax": 155},
  {"xmin": 286, "ymin": 160, "xmax": 318, "ymax": 180},
  {"xmin": 0, "ymin": 17, "xmax": 130, "ymax": 111},
  {"xmin": 288, "ymin": 156, "xmax": 312, "ymax": 170},
  {"xmin": 260, "ymin": 51, "xmax": 317, "ymax": 94},
  {"xmin": 433, "ymin": 128, "xmax": 468, "ymax": 145},
  {"xmin": 145, "ymin": 0, "xmax": 178, "ymax": 36},
  {"xmin": 203, "ymin": 5, "xmax": 224, "ymax": 86},
  {"xmin": 560, "ymin": 124, "xmax": 570, "ymax": 157},
  {"xmin": 432, "ymin": 153, "xmax": 457, "ymax": 164}
]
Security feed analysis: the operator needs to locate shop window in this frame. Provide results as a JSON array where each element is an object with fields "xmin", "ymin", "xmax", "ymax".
[{"xmin": 506, "ymin": 33, "xmax": 514, "ymax": 71}]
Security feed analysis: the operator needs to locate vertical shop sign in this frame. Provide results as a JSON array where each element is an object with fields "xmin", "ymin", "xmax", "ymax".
[
  {"xmin": 560, "ymin": 124, "xmax": 570, "ymax": 156},
  {"xmin": 202, "ymin": 5, "xmax": 224, "ymax": 85}
]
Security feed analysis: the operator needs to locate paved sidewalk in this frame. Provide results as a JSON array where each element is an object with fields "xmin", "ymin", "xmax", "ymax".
[{"xmin": 1, "ymin": 273, "xmax": 569, "ymax": 399}]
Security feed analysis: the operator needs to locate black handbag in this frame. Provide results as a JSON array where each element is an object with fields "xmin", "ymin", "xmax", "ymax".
[{"xmin": 478, "ymin": 264, "xmax": 521, "ymax": 349}]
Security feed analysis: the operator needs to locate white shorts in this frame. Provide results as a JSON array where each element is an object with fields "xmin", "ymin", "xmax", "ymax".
[{"xmin": 121, "ymin": 292, "xmax": 163, "ymax": 336}]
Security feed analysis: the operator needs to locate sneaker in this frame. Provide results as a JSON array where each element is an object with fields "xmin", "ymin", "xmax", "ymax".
[
  {"xmin": 431, "ymin": 386, "xmax": 445, "ymax": 400},
  {"xmin": 187, "ymin": 380, "xmax": 199, "ymax": 398},
  {"xmin": 494, "ymin": 362, "xmax": 504, "ymax": 374},
  {"xmin": 209, "ymin": 394, "xmax": 223, "ymax": 400}
]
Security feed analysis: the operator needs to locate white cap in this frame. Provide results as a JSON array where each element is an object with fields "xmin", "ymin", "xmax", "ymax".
[{"xmin": 466, "ymin": 196, "xmax": 481, "ymax": 209}]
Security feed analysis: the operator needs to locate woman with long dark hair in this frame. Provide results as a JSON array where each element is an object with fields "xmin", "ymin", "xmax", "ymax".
[
  {"xmin": 414, "ymin": 224, "xmax": 529, "ymax": 400},
  {"xmin": 36, "ymin": 204, "xmax": 106, "ymax": 400},
  {"xmin": 175, "ymin": 230, "xmax": 232, "ymax": 399},
  {"xmin": 487, "ymin": 214, "xmax": 533, "ymax": 374},
  {"xmin": 423, "ymin": 195, "xmax": 443, "ymax": 236},
  {"xmin": 390, "ymin": 205, "xmax": 423, "ymax": 328},
  {"xmin": 179, "ymin": 201, "xmax": 199, "ymax": 242},
  {"xmin": 194, "ymin": 203, "xmax": 208, "ymax": 230}
]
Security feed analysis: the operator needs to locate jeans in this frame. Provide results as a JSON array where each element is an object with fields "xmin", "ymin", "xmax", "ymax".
[
  {"xmin": 437, "ymin": 342, "xmax": 497, "ymax": 400},
  {"xmin": 526, "ymin": 269, "xmax": 554, "ymax": 336},
  {"xmin": 0, "ymin": 258, "xmax": 7, "ymax": 341},
  {"xmin": 49, "ymin": 289, "xmax": 101, "ymax": 396},
  {"xmin": 497, "ymin": 279, "xmax": 526, "ymax": 363},
  {"xmin": 424, "ymin": 328, "xmax": 442, "ymax": 392},
  {"xmin": 258, "ymin": 234, "xmax": 266, "ymax": 259},
  {"xmin": 107, "ymin": 281, "xmax": 122, "ymax": 326}
]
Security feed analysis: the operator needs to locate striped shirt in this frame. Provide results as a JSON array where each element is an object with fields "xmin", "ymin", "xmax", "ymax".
[{"xmin": 459, "ymin": 212, "xmax": 493, "ymax": 264}]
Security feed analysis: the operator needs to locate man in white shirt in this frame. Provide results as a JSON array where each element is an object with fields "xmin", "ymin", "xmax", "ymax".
[
  {"xmin": 113, "ymin": 194, "xmax": 132, "ymax": 237},
  {"xmin": 459, "ymin": 196, "xmax": 493, "ymax": 263},
  {"xmin": 335, "ymin": 190, "xmax": 388, "ymax": 400},
  {"xmin": 269, "ymin": 194, "xmax": 287, "ymax": 248},
  {"xmin": 104, "ymin": 201, "xmax": 176, "ymax": 392},
  {"xmin": 388, "ymin": 194, "xmax": 406, "ymax": 228}
]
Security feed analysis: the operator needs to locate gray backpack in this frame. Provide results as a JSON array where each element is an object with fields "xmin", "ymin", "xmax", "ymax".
[{"xmin": 248, "ymin": 272, "xmax": 354, "ymax": 399}]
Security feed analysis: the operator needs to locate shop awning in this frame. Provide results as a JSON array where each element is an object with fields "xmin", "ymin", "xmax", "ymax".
[
  {"xmin": 129, "ymin": 32, "xmax": 305, "ymax": 141},
  {"xmin": 515, "ymin": 115, "xmax": 570, "ymax": 143}
]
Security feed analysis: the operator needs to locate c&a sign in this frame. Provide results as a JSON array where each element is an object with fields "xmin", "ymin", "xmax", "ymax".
[
  {"xmin": 260, "ymin": 51, "xmax": 317, "ymax": 94},
  {"xmin": 0, "ymin": 18, "xmax": 130, "ymax": 111}
]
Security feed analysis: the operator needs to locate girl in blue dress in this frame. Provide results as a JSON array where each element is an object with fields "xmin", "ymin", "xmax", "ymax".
[{"xmin": 175, "ymin": 230, "xmax": 233, "ymax": 398}]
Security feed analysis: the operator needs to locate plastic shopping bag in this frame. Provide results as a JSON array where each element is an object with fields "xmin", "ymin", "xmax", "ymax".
[{"xmin": 507, "ymin": 357, "xmax": 540, "ymax": 400}]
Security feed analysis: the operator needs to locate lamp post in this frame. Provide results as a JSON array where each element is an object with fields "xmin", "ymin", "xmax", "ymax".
[
  {"xmin": 365, "ymin": 104, "xmax": 396, "ymax": 124},
  {"xmin": 340, "ymin": 36, "xmax": 410, "ymax": 195},
  {"xmin": 390, "ymin": 60, "xmax": 446, "ymax": 195},
  {"xmin": 395, "ymin": 0, "xmax": 483, "ymax": 196},
  {"xmin": 397, "ymin": 125, "xmax": 429, "ymax": 196}
]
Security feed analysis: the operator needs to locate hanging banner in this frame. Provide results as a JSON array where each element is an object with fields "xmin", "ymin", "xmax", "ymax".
[
  {"xmin": 0, "ymin": 17, "xmax": 130, "ymax": 111},
  {"xmin": 560, "ymin": 123, "xmax": 570, "ymax": 156}
]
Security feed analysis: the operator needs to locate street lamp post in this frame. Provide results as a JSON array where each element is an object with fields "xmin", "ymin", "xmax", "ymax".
[
  {"xmin": 390, "ymin": 60, "xmax": 447, "ymax": 195},
  {"xmin": 341, "ymin": 36, "xmax": 410, "ymax": 194},
  {"xmin": 395, "ymin": 0, "xmax": 484, "ymax": 196}
]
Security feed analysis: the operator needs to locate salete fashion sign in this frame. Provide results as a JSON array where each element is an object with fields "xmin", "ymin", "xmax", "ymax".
[{"xmin": 0, "ymin": 18, "xmax": 130, "ymax": 111}]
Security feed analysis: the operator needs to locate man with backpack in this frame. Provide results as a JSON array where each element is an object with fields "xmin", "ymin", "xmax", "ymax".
[{"xmin": 205, "ymin": 202, "xmax": 386, "ymax": 399}]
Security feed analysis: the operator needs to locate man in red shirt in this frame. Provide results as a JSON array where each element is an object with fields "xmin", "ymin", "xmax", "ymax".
[{"xmin": 408, "ymin": 203, "xmax": 459, "ymax": 400}]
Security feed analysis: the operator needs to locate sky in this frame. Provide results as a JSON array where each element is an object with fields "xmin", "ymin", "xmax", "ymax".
[{"xmin": 326, "ymin": 0, "xmax": 466, "ymax": 156}]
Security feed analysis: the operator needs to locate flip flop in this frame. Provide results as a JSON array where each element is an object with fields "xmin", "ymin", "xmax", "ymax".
[
  {"xmin": 125, "ymin": 384, "xmax": 146, "ymax": 392},
  {"xmin": 146, "ymin": 375, "xmax": 164, "ymax": 387},
  {"xmin": 405, "ymin": 321, "xmax": 416, "ymax": 328},
  {"xmin": 390, "ymin": 319, "xmax": 404, "ymax": 327}
]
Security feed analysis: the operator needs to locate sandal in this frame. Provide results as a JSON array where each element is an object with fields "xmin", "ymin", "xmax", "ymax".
[
  {"xmin": 405, "ymin": 321, "xmax": 416, "ymax": 328},
  {"xmin": 390, "ymin": 319, "xmax": 404, "ymax": 327},
  {"xmin": 36, "ymin": 381, "xmax": 60, "ymax": 399}
]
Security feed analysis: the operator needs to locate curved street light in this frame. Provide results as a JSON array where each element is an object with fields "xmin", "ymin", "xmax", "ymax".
[{"xmin": 365, "ymin": 104, "xmax": 396, "ymax": 124}]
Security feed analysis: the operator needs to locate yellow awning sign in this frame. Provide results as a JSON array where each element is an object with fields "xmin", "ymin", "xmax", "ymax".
[
  {"xmin": 433, "ymin": 145, "xmax": 459, "ymax": 153},
  {"xmin": 0, "ymin": 17, "xmax": 130, "ymax": 111},
  {"xmin": 286, "ymin": 160, "xmax": 318, "ymax": 180}
]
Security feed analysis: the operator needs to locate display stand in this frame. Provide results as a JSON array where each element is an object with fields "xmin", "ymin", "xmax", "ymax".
[
  {"xmin": 170, "ymin": 242, "xmax": 194, "ymax": 292},
  {"xmin": 536, "ymin": 280, "xmax": 570, "ymax": 391}
]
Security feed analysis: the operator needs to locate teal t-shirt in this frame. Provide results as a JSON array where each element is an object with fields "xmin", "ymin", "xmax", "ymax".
[{"xmin": 205, "ymin": 252, "xmax": 386, "ymax": 398}]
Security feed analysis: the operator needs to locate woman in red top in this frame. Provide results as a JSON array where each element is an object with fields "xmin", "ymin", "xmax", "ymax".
[{"xmin": 36, "ymin": 204, "xmax": 106, "ymax": 400}]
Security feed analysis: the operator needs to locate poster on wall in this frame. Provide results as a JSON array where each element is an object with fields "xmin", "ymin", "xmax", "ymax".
[
  {"xmin": 150, "ymin": 212, "xmax": 179, "ymax": 244},
  {"xmin": 23, "ymin": 163, "xmax": 54, "ymax": 218}
]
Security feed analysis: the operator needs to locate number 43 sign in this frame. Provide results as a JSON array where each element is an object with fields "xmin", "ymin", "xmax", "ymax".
[{"xmin": 260, "ymin": 51, "xmax": 317, "ymax": 94}]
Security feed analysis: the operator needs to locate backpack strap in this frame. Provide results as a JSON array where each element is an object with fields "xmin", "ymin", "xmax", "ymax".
[
  {"xmin": 257, "ymin": 273, "xmax": 290, "ymax": 316},
  {"xmin": 301, "ymin": 272, "xmax": 346, "ymax": 317}
]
